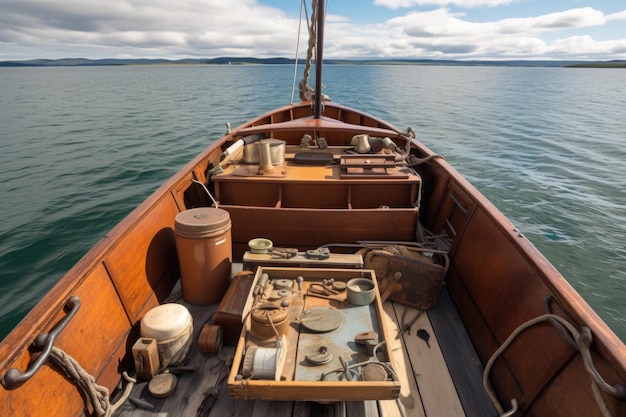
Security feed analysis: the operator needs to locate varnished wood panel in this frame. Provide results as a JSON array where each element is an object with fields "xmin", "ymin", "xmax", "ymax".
[
  {"xmin": 531, "ymin": 352, "xmax": 625, "ymax": 417},
  {"xmin": 171, "ymin": 171, "xmax": 195, "ymax": 211},
  {"xmin": 217, "ymin": 181, "xmax": 280, "ymax": 207},
  {"xmin": 104, "ymin": 195, "xmax": 180, "ymax": 322},
  {"xmin": 283, "ymin": 183, "xmax": 348, "ymax": 208},
  {"xmin": 430, "ymin": 182, "xmax": 475, "ymax": 255},
  {"xmin": 451, "ymin": 207, "xmax": 576, "ymax": 412},
  {"xmin": 223, "ymin": 206, "xmax": 418, "ymax": 249},
  {"xmin": 172, "ymin": 170, "xmax": 214, "ymax": 211},
  {"xmin": 350, "ymin": 183, "xmax": 416, "ymax": 209},
  {"xmin": 0, "ymin": 263, "xmax": 131, "ymax": 417},
  {"xmin": 444, "ymin": 266, "xmax": 524, "ymax": 405}
]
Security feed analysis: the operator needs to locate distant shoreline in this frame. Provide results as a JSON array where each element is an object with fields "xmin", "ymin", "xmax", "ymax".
[{"xmin": 2, "ymin": 57, "xmax": 625, "ymax": 68}]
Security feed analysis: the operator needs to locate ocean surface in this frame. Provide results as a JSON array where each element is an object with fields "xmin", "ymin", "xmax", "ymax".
[{"xmin": 0, "ymin": 64, "xmax": 624, "ymax": 343}]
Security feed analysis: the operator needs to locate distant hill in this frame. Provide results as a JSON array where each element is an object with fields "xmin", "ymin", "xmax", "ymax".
[
  {"xmin": 1, "ymin": 57, "xmax": 625, "ymax": 68},
  {"xmin": 563, "ymin": 60, "xmax": 626, "ymax": 68},
  {"xmin": 0, "ymin": 57, "xmax": 294, "ymax": 67}
]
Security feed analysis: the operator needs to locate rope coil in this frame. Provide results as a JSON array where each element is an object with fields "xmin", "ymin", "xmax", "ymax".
[{"xmin": 49, "ymin": 347, "xmax": 135, "ymax": 417}]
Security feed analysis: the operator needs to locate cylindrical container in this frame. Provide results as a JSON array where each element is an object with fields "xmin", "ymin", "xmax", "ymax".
[
  {"xmin": 250, "ymin": 307, "xmax": 289, "ymax": 340},
  {"xmin": 347, "ymin": 278, "xmax": 376, "ymax": 305},
  {"xmin": 174, "ymin": 207, "xmax": 232, "ymax": 304},
  {"xmin": 140, "ymin": 304, "xmax": 193, "ymax": 368},
  {"xmin": 242, "ymin": 139, "xmax": 286, "ymax": 165}
]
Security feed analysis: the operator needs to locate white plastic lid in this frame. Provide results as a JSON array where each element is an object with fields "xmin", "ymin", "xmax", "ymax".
[{"xmin": 140, "ymin": 304, "xmax": 192, "ymax": 341}]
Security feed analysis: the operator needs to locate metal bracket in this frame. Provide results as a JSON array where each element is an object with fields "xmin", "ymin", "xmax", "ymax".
[{"xmin": 1, "ymin": 296, "xmax": 81, "ymax": 389}]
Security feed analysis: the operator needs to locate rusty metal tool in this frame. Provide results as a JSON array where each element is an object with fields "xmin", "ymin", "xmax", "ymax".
[
  {"xmin": 270, "ymin": 247, "xmax": 298, "ymax": 259},
  {"xmin": 305, "ymin": 247, "xmax": 330, "ymax": 260},
  {"xmin": 197, "ymin": 367, "xmax": 228, "ymax": 417},
  {"xmin": 396, "ymin": 309, "xmax": 424, "ymax": 339}
]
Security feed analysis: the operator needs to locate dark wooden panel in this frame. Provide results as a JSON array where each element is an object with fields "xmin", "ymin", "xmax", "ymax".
[
  {"xmin": 0, "ymin": 264, "xmax": 131, "ymax": 417},
  {"xmin": 444, "ymin": 266, "xmax": 525, "ymax": 406},
  {"xmin": 350, "ymin": 183, "xmax": 416, "ymax": 209},
  {"xmin": 105, "ymin": 195, "xmax": 180, "ymax": 322},
  {"xmin": 283, "ymin": 183, "xmax": 348, "ymax": 208},
  {"xmin": 171, "ymin": 171, "xmax": 195, "ymax": 211},
  {"xmin": 430, "ymin": 181, "xmax": 476, "ymax": 255},
  {"xmin": 223, "ymin": 206, "xmax": 418, "ymax": 249},
  {"xmin": 531, "ymin": 353, "xmax": 623, "ymax": 417},
  {"xmin": 217, "ymin": 181, "xmax": 280, "ymax": 207},
  {"xmin": 451, "ymin": 208, "xmax": 576, "ymax": 412}
]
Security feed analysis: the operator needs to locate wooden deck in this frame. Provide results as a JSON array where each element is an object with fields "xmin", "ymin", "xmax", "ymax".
[{"xmin": 112, "ymin": 281, "xmax": 496, "ymax": 417}]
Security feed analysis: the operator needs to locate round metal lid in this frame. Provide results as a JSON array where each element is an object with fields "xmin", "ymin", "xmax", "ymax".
[
  {"xmin": 174, "ymin": 207, "xmax": 230, "ymax": 234},
  {"xmin": 148, "ymin": 373, "xmax": 178, "ymax": 398},
  {"xmin": 300, "ymin": 306, "xmax": 343, "ymax": 333},
  {"xmin": 251, "ymin": 306, "xmax": 288, "ymax": 324},
  {"xmin": 305, "ymin": 345, "xmax": 333, "ymax": 365},
  {"xmin": 361, "ymin": 363, "xmax": 388, "ymax": 381}
]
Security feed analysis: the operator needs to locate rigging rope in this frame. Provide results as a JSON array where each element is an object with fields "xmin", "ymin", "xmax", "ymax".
[
  {"xmin": 291, "ymin": 0, "xmax": 307, "ymax": 104},
  {"xmin": 299, "ymin": 0, "xmax": 317, "ymax": 101},
  {"xmin": 49, "ymin": 347, "xmax": 135, "ymax": 417}
]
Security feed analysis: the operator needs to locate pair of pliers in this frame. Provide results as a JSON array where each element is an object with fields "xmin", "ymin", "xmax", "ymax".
[{"xmin": 308, "ymin": 283, "xmax": 335, "ymax": 296}]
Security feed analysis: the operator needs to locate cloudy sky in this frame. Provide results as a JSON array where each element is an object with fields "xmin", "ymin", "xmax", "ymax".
[{"xmin": 1, "ymin": 0, "xmax": 625, "ymax": 61}]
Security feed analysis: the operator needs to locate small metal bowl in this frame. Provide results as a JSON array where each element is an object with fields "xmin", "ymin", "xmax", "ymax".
[
  {"xmin": 248, "ymin": 238, "xmax": 273, "ymax": 254},
  {"xmin": 346, "ymin": 278, "xmax": 375, "ymax": 305}
]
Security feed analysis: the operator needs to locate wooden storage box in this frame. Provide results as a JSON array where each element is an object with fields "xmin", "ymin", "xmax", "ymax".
[{"xmin": 227, "ymin": 267, "xmax": 401, "ymax": 401}]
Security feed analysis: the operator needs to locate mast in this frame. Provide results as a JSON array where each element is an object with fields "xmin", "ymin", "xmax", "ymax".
[{"xmin": 313, "ymin": 0, "xmax": 324, "ymax": 119}]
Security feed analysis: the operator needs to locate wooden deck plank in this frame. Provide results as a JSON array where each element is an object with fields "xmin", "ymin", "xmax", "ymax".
[
  {"xmin": 427, "ymin": 289, "xmax": 497, "ymax": 417},
  {"xmin": 381, "ymin": 302, "xmax": 425, "ymax": 417},
  {"xmin": 346, "ymin": 400, "xmax": 380, "ymax": 417},
  {"xmin": 251, "ymin": 400, "xmax": 294, "ymax": 417},
  {"xmin": 393, "ymin": 303, "xmax": 466, "ymax": 417}
]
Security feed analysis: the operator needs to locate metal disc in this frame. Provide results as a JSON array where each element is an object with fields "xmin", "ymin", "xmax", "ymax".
[
  {"xmin": 361, "ymin": 363, "xmax": 388, "ymax": 381},
  {"xmin": 273, "ymin": 279, "xmax": 293, "ymax": 289},
  {"xmin": 305, "ymin": 345, "xmax": 333, "ymax": 365},
  {"xmin": 148, "ymin": 373, "xmax": 178, "ymax": 398},
  {"xmin": 300, "ymin": 306, "xmax": 343, "ymax": 333}
]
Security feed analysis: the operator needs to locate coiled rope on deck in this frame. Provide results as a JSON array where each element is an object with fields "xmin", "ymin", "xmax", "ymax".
[{"xmin": 50, "ymin": 347, "xmax": 135, "ymax": 416}]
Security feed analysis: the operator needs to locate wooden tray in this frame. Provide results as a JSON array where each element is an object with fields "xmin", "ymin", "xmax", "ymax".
[{"xmin": 227, "ymin": 267, "xmax": 401, "ymax": 401}]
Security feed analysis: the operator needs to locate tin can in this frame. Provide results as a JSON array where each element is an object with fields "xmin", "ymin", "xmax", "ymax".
[{"xmin": 174, "ymin": 207, "xmax": 232, "ymax": 304}]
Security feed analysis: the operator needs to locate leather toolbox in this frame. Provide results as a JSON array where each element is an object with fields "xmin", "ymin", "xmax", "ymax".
[
  {"xmin": 213, "ymin": 270, "xmax": 255, "ymax": 346},
  {"xmin": 363, "ymin": 245, "xmax": 449, "ymax": 310}
]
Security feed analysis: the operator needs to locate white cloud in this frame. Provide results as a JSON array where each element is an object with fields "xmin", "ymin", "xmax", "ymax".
[
  {"xmin": 552, "ymin": 35, "xmax": 626, "ymax": 58},
  {"xmin": 0, "ymin": 0, "xmax": 301, "ymax": 59},
  {"xmin": 0, "ymin": 1, "xmax": 624, "ymax": 60},
  {"xmin": 606, "ymin": 10, "xmax": 626, "ymax": 21},
  {"xmin": 355, "ymin": 7, "xmax": 621, "ymax": 59}
]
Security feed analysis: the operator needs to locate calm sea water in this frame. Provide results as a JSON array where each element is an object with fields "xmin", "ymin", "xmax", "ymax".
[{"xmin": 0, "ymin": 64, "xmax": 624, "ymax": 342}]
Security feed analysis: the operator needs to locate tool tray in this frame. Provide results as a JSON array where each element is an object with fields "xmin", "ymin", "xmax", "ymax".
[{"xmin": 227, "ymin": 267, "xmax": 401, "ymax": 401}]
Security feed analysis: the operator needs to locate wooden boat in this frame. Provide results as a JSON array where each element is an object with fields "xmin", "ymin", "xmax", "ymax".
[{"xmin": 1, "ymin": 2, "xmax": 625, "ymax": 417}]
